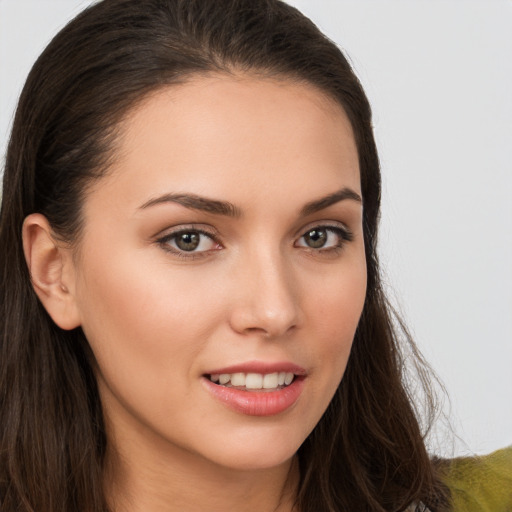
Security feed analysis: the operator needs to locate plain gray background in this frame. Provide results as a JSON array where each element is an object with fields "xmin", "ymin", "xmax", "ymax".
[{"xmin": 1, "ymin": 0, "xmax": 511, "ymax": 457}]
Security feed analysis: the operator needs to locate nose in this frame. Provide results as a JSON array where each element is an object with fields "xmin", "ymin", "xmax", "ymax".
[{"xmin": 228, "ymin": 248, "xmax": 301, "ymax": 338}]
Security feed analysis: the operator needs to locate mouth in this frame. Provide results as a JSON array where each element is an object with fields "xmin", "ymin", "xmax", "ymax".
[
  {"xmin": 203, "ymin": 369, "xmax": 305, "ymax": 416},
  {"xmin": 202, "ymin": 362, "xmax": 307, "ymax": 415},
  {"xmin": 207, "ymin": 371, "xmax": 296, "ymax": 391}
]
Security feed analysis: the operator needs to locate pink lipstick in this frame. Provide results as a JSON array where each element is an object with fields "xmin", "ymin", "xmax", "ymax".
[{"xmin": 202, "ymin": 361, "xmax": 306, "ymax": 416}]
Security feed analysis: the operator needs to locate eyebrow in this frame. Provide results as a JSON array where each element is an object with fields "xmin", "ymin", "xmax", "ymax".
[
  {"xmin": 139, "ymin": 193, "xmax": 241, "ymax": 217},
  {"xmin": 139, "ymin": 187, "xmax": 362, "ymax": 217},
  {"xmin": 300, "ymin": 187, "xmax": 362, "ymax": 216}
]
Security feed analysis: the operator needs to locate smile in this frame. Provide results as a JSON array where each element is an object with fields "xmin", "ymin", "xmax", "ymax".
[
  {"xmin": 202, "ymin": 363, "xmax": 306, "ymax": 416},
  {"xmin": 208, "ymin": 372, "xmax": 295, "ymax": 391}
]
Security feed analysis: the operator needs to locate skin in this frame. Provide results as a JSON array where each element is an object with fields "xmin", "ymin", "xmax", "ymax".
[{"xmin": 24, "ymin": 75, "xmax": 366, "ymax": 511}]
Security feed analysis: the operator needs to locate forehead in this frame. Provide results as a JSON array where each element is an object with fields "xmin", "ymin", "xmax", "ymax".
[{"xmin": 87, "ymin": 74, "xmax": 360, "ymax": 214}]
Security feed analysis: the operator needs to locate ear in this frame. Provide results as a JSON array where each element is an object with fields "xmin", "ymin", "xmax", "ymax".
[{"xmin": 22, "ymin": 214, "xmax": 81, "ymax": 330}]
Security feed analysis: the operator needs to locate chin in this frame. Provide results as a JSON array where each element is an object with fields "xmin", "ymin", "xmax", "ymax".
[{"xmin": 194, "ymin": 427, "xmax": 305, "ymax": 472}]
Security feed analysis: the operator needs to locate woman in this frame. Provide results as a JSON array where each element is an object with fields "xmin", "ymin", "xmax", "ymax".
[{"xmin": 0, "ymin": 0, "xmax": 482, "ymax": 510}]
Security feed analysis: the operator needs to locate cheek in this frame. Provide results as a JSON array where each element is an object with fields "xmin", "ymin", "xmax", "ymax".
[
  {"xmin": 74, "ymin": 250, "xmax": 221, "ymax": 385},
  {"xmin": 74, "ymin": 254, "xmax": 230, "ymax": 438},
  {"xmin": 305, "ymin": 258, "xmax": 367, "ymax": 376}
]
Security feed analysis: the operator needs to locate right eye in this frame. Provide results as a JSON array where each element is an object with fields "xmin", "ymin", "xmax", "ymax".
[{"xmin": 158, "ymin": 228, "xmax": 221, "ymax": 257}]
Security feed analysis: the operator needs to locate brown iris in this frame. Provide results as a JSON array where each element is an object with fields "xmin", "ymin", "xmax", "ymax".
[
  {"xmin": 175, "ymin": 231, "xmax": 201, "ymax": 251},
  {"xmin": 304, "ymin": 228, "xmax": 327, "ymax": 248}
]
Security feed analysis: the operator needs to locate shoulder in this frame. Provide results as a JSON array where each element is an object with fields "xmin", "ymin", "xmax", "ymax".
[{"xmin": 440, "ymin": 445, "xmax": 512, "ymax": 512}]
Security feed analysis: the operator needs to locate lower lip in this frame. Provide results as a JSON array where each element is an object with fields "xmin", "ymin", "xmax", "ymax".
[{"xmin": 202, "ymin": 377, "xmax": 305, "ymax": 416}]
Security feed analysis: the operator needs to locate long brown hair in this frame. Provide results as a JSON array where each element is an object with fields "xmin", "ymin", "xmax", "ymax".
[{"xmin": 0, "ymin": 1, "xmax": 449, "ymax": 510}]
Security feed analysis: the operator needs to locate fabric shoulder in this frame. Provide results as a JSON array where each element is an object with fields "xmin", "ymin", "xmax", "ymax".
[{"xmin": 440, "ymin": 445, "xmax": 512, "ymax": 512}]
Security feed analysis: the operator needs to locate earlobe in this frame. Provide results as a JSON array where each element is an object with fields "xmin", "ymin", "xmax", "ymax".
[{"xmin": 22, "ymin": 214, "xmax": 81, "ymax": 330}]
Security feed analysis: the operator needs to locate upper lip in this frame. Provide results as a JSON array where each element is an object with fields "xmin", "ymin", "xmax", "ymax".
[{"xmin": 204, "ymin": 361, "xmax": 307, "ymax": 376}]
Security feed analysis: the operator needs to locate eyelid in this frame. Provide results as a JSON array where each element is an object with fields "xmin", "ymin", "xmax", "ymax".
[
  {"xmin": 153, "ymin": 221, "xmax": 353, "ymax": 259},
  {"xmin": 294, "ymin": 221, "xmax": 354, "ymax": 251},
  {"xmin": 154, "ymin": 223, "xmax": 219, "ymax": 240},
  {"xmin": 295, "ymin": 220, "xmax": 352, "ymax": 239},
  {"xmin": 155, "ymin": 224, "xmax": 222, "ymax": 258}
]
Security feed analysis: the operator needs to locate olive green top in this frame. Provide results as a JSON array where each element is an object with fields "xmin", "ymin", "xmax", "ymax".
[{"xmin": 442, "ymin": 446, "xmax": 512, "ymax": 511}]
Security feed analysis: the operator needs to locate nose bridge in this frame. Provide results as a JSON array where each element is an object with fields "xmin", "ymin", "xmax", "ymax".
[{"xmin": 230, "ymin": 242, "xmax": 300, "ymax": 337}]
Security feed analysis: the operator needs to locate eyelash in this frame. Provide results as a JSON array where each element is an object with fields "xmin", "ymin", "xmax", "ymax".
[
  {"xmin": 156, "ymin": 224, "xmax": 354, "ymax": 259},
  {"xmin": 157, "ymin": 227, "xmax": 221, "ymax": 260},
  {"xmin": 296, "ymin": 225, "xmax": 354, "ymax": 253}
]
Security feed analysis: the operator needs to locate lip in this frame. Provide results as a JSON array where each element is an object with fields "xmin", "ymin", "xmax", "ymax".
[
  {"xmin": 202, "ymin": 376, "xmax": 305, "ymax": 416},
  {"xmin": 201, "ymin": 360, "xmax": 307, "ymax": 417},
  {"xmin": 204, "ymin": 361, "xmax": 307, "ymax": 376}
]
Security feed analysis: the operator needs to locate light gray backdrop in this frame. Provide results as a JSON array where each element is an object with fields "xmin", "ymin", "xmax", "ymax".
[{"xmin": 1, "ymin": 0, "xmax": 510, "ymax": 457}]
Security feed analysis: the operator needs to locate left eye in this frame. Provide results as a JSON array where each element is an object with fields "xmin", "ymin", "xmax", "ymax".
[
  {"xmin": 161, "ymin": 230, "xmax": 218, "ymax": 253},
  {"xmin": 296, "ymin": 226, "xmax": 350, "ymax": 250}
]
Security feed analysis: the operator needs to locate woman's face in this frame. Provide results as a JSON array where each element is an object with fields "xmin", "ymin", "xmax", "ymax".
[{"xmin": 70, "ymin": 75, "xmax": 366, "ymax": 472}]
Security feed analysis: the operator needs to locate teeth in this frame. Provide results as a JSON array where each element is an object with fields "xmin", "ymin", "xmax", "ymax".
[
  {"xmin": 208, "ymin": 371, "xmax": 295, "ymax": 390},
  {"xmin": 231, "ymin": 373, "xmax": 245, "ymax": 387},
  {"xmin": 219, "ymin": 374, "xmax": 230, "ymax": 385},
  {"xmin": 246, "ymin": 373, "xmax": 263, "ymax": 389},
  {"xmin": 263, "ymin": 373, "xmax": 278, "ymax": 389}
]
